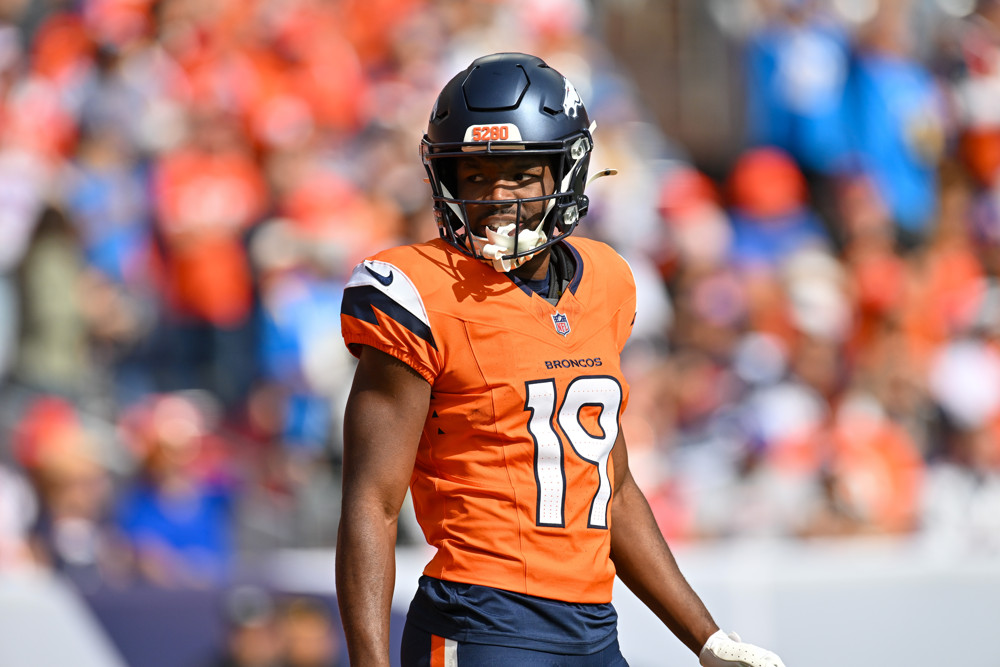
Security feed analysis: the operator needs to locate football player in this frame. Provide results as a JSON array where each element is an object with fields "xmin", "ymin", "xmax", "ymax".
[{"xmin": 337, "ymin": 52, "xmax": 785, "ymax": 667}]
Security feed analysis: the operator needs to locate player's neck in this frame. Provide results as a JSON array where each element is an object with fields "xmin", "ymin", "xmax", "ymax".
[{"xmin": 510, "ymin": 251, "xmax": 550, "ymax": 282}]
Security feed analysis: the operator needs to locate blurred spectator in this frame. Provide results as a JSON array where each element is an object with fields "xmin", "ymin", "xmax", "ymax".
[
  {"xmin": 836, "ymin": 171, "xmax": 907, "ymax": 356},
  {"xmin": 653, "ymin": 163, "xmax": 732, "ymax": 289},
  {"xmin": 225, "ymin": 384, "xmax": 302, "ymax": 555},
  {"xmin": 684, "ymin": 331, "xmax": 817, "ymax": 539},
  {"xmin": 920, "ymin": 415, "xmax": 1000, "ymax": 555},
  {"xmin": 151, "ymin": 105, "xmax": 268, "ymax": 408},
  {"xmin": 781, "ymin": 245, "xmax": 852, "ymax": 345},
  {"xmin": 244, "ymin": 218, "xmax": 348, "ymax": 549},
  {"xmin": 115, "ymin": 392, "xmax": 237, "ymax": 587},
  {"xmin": 60, "ymin": 122, "xmax": 154, "ymax": 290},
  {"xmin": 846, "ymin": 3, "xmax": 949, "ymax": 249},
  {"xmin": 725, "ymin": 146, "xmax": 833, "ymax": 270},
  {"xmin": 899, "ymin": 160, "xmax": 984, "ymax": 370},
  {"xmin": 263, "ymin": 2, "xmax": 372, "ymax": 136},
  {"xmin": 743, "ymin": 0, "xmax": 852, "ymax": 199},
  {"xmin": 208, "ymin": 585, "xmax": 281, "ymax": 667},
  {"xmin": 0, "ymin": 14, "xmax": 34, "ymax": 382},
  {"xmin": 951, "ymin": 0, "xmax": 1000, "ymax": 184},
  {"xmin": 5, "ymin": 21, "xmax": 81, "ymax": 162},
  {"xmin": 59, "ymin": 41, "xmax": 171, "ymax": 407},
  {"xmin": 777, "ymin": 393, "xmax": 926, "ymax": 538},
  {"xmin": 952, "ymin": 2, "xmax": 1000, "ymax": 277},
  {"xmin": 275, "ymin": 596, "xmax": 344, "ymax": 667},
  {"xmin": 268, "ymin": 143, "xmax": 405, "ymax": 273},
  {"xmin": 251, "ymin": 219, "xmax": 349, "ymax": 455},
  {"xmin": 14, "ymin": 396, "xmax": 128, "ymax": 588},
  {"xmin": 13, "ymin": 205, "xmax": 95, "ymax": 395},
  {"xmin": 837, "ymin": 170, "xmax": 935, "ymax": 455}
]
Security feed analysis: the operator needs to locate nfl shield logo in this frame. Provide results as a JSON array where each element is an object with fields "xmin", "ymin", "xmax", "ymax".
[{"xmin": 551, "ymin": 312, "xmax": 571, "ymax": 336}]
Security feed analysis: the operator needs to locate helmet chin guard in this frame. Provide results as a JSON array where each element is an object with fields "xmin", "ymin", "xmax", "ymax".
[{"xmin": 421, "ymin": 53, "xmax": 597, "ymax": 272}]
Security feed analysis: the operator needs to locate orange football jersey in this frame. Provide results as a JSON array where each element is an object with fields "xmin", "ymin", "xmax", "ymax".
[{"xmin": 341, "ymin": 237, "xmax": 637, "ymax": 603}]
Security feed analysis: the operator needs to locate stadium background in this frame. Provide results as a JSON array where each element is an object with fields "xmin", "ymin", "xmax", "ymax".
[{"xmin": 1, "ymin": 0, "xmax": 999, "ymax": 665}]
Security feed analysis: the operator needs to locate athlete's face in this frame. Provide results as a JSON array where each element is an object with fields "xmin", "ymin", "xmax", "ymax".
[{"xmin": 454, "ymin": 154, "xmax": 555, "ymax": 239}]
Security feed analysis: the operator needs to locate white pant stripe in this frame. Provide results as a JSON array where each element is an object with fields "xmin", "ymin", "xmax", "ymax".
[{"xmin": 444, "ymin": 637, "xmax": 458, "ymax": 667}]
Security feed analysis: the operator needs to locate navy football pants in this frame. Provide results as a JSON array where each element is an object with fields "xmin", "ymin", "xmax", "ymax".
[{"xmin": 400, "ymin": 622, "xmax": 630, "ymax": 666}]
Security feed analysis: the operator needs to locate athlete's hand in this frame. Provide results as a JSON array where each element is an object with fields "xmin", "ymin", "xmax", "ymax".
[{"xmin": 699, "ymin": 630, "xmax": 786, "ymax": 667}]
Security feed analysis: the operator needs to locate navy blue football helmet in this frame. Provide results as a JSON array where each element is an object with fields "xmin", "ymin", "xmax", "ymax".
[{"xmin": 421, "ymin": 52, "xmax": 595, "ymax": 271}]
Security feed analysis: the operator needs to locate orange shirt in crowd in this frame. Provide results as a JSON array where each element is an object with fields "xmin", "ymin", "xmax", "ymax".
[{"xmin": 153, "ymin": 146, "xmax": 268, "ymax": 326}]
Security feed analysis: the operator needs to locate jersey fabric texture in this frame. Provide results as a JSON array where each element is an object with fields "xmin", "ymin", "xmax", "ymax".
[{"xmin": 341, "ymin": 236, "xmax": 637, "ymax": 604}]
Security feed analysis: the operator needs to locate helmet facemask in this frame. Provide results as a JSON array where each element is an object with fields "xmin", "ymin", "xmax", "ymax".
[{"xmin": 422, "ymin": 134, "xmax": 592, "ymax": 272}]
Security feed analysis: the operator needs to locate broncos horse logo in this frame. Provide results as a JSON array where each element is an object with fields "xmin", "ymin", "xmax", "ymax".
[{"xmin": 562, "ymin": 78, "xmax": 584, "ymax": 118}]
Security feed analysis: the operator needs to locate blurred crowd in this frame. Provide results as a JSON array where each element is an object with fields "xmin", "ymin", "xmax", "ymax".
[
  {"xmin": 0, "ymin": 0, "xmax": 999, "ymax": 622},
  {"xmin": 206, "ymin": 586, "xmax": 343, "ymax": 667},
  {"xmin": 620, "ymin": 0, "xmax": 1000, "ymax": 555}
]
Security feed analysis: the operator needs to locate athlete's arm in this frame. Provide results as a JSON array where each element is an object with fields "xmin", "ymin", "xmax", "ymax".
[
  {"xmin": 608, "ymin": 430, "xmax": 719, "ymax": 655},
  {"xmin": 336, "ymin": 345, "xmax": 431, "ymax": 667}
]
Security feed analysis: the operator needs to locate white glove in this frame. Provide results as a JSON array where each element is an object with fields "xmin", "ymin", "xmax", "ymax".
[{"xmin": 699, "ymin": 629, "xmax": 786, "ymax": 667}]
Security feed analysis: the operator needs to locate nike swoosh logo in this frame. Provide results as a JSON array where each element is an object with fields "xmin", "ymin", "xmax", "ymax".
[{"xmin": 365, "ymin": 263, "xmax": 394, "ymax": 286}]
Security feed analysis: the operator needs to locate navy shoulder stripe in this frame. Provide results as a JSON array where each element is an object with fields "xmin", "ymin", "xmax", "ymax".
[{"xmin": 342, "ymin": 284, "xmax": 437, "ymax": 350}]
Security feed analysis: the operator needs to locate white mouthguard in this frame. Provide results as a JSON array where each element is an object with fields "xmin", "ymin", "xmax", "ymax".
[{"xmin": 474, "ymin": 223, "xmax": 548, "ymax": 272}]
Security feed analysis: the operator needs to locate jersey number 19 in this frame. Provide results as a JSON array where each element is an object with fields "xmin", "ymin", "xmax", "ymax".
[{"xmin": 524, "ymin": 376, "xmax": 622, "ymax": 530}]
